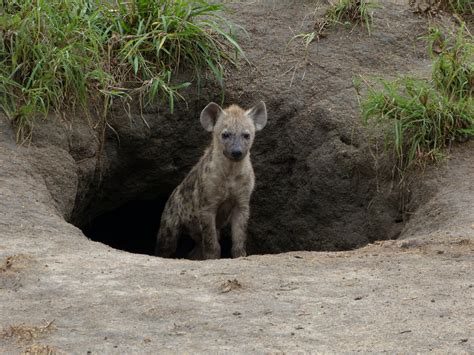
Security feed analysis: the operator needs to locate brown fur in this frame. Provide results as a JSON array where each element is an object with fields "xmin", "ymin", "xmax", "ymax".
[{"xmin": 155, "ymin": 101, "xmax": 267, "ymax": 259}]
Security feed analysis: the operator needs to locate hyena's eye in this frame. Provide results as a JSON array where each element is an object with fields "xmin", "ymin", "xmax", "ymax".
[
  {"xmin": 222, "ymin": 132, "xmax": 231, "ymax": 139},
  {"xmin": 242, "ymin": 133, "xmax": 250, "ymax": 140}
]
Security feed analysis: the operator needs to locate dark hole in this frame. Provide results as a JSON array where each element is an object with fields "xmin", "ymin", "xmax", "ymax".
[
  {"xmin": 81, "ymin": 197, "xmax": 166, "ymax": 255},
  {"xmin": 81, "ymin": 195, "xmax": 232, "ymax": 259}
]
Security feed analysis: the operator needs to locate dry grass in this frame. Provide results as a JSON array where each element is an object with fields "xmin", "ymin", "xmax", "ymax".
[{"xmin": 2, "ymin": 321, "xmax": 56, "ymax": 343}]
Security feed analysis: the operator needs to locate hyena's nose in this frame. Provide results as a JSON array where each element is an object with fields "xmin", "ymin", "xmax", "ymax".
[{"xmin": 231, "ymin": 150, "xmax": 243, "ymax": 159}]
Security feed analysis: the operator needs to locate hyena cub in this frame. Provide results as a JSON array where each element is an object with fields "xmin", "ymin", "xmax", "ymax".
[{"xmin": 155, "ymin": 101, "xmax": 267, "ymax": 260}]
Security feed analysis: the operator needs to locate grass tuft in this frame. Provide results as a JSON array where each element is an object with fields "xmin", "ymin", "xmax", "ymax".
[
  {"xmin": 425, "ymin": 25, "xmax": 473, "ymax": 100},
  {"xmin": 325, "ymin": 0, "xmax": 376, "ymax": 34},
  {"xmin": 0, "ymin": 0, "xmax": 243, "ymax": 141},
  {"xmin": 292, "ymin": 0, "xmax": 377, "ymax": 50},
  {"xmin": 358, "ymin": 25, "xmax": 473, "ymax": 182}
]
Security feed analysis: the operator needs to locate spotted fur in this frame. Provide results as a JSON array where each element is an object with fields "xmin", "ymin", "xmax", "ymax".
[{"xmin": 155, "ymin": 101, "xmax": 267, "ymax": 259}]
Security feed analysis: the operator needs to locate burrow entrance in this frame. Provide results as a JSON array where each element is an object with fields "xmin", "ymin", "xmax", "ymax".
[
  {"xmin": 76, "ymin": 100, "xmax": 405, "ymax": 258},
  {"xmin": 81, "ymin": 193, "xmax": 234, "ymax": 259}
]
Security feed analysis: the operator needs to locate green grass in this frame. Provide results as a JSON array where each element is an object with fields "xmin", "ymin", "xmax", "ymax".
[
  {"xmin": 325, "ymin": 0, "xmax": 376, "ymax": 35},
  {"xmin": 358, "ymin": 25, "xmax": 473, "ymax": 182},
  {"xmin": 0, "ymin": 0, "xmax": 243, "ymax": 140},
  {"xmin": 436, "ymin": 0, "xmax": 472, "ymax": 14},
  {"xmin": 426, "ymin": 25, "xmax": 473, "ymax": 100}
]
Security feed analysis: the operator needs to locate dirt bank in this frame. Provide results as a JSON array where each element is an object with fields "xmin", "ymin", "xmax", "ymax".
[{"xmin": 17, "ymin": 1, "xmax": 435, "ymax": 254}]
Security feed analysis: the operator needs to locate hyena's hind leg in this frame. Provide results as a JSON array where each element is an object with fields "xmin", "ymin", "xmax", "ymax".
[{"xmin": 155, "ymin": 218, "xmax": 180, "ymax": 258}]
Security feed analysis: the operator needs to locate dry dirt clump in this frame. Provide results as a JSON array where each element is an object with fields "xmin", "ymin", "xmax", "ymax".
[
  {"xmin": 22, "ymin": 344, "xmax": 59, "ymax": 355},
  {"xmin": 0, "ymin": 254, "xmax": 31, "ymax": 273},
  {"xmin": 219, "ymin": 278, "xmax": 243, "ymax": 293},
  {"xmin": 2, "ymin": 321, "xmax": 56, "ymax": 344}
]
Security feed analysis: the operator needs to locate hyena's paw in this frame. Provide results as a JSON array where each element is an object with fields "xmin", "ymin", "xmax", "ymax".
[
  {"xmin": 203, "ymin": 243, "xmax": 221, "ymax": 260},
  {"xmin": 155, "ymin": 226, "xmax": 178, "ymax": 258},
  {"xmin": 231, "ymin": 246, "xmax": 247, "ymax": 259}
]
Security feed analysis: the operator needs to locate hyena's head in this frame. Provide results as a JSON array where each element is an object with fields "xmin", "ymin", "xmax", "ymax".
[{"xmin": 200, "ymin": 101, "xmax": 267, "ymax": 162}]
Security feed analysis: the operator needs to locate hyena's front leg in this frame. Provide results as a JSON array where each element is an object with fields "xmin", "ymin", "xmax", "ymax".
[
  {"xmin": 155, "ymin": 218, "xmax": 179, "ymax": 258},
  {"xmin": 200, "ymin": 211, "xmax": 221, "ymax": 259},
  {"xmin": 188, "ymin": 223, "xmax": 203, "ymax": 260},
  {"xmin": 231, "ymin": 205, "xmax": 249, "ymax": 258}
]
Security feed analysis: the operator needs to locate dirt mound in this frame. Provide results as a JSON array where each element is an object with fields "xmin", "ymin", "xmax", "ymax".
[{"xmin": 0, "ymin": 1, "xmax": 473, "ymax": 353}]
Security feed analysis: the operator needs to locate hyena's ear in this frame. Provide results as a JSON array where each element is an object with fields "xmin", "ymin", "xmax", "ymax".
[
  {"xmin": 200, "ymin": 102, "xmax": 223, "ymax": 132},
  {"xmin": 247, "ymin": 101, "xmax": 267, "ymax": 131}
]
